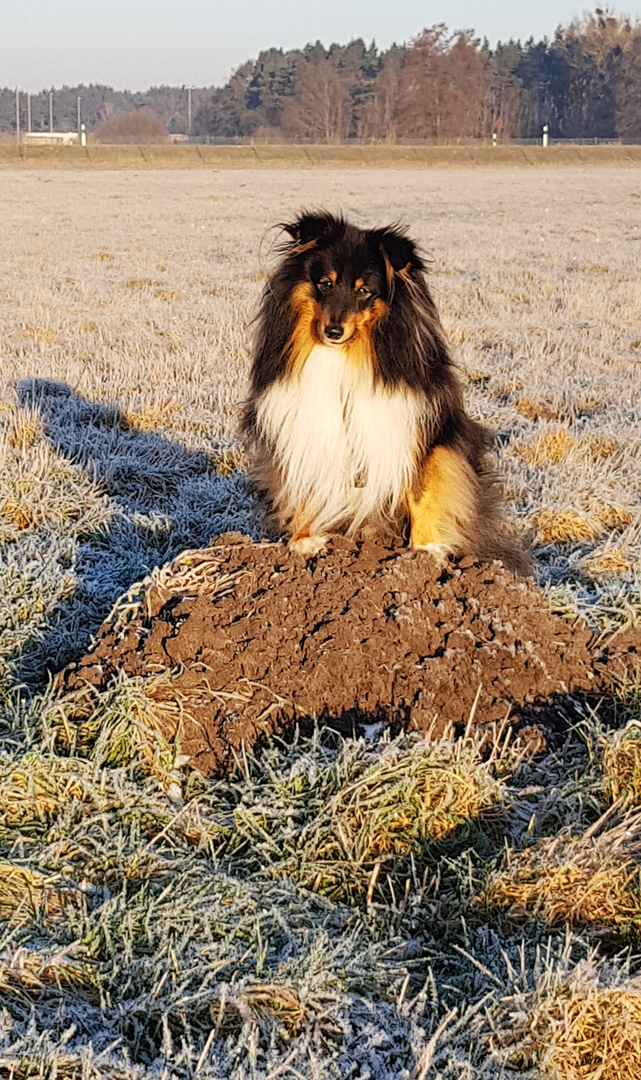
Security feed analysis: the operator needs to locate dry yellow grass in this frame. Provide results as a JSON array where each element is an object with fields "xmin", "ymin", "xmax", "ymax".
[
  {"xmin": 3, "ymin": 142, "xmax": 641, "ymax": 171},
  {"xmin": 449, "ymin": 326, "xmax": 475, "ymax": 345},
  {"xmin": 124, "ymin": 399, "xmax": 184, "ymax": 432},
  {"xmin": 584, "ymin": 549, "xmax": 634, "ymax": 579},
  {"xmin": 6, "ymin": 409, "xmax": 45, "ymax": 450},
  {"xmin": 518, "ymin": 429, "xmax": 620, "ymax": 467},
  {"xmin": 0, "ymin": 947, "xmax": 95, "ymax": 998},
  {"xmin": 0, "ymin": 414, "xmax": 110, "ymax": 542},
  {"xmin": 480, "ymin": 819, "xmax": 641, "ymax": 936},
  {"xmin": 298, "ymin": 740, "xmax": 506, "ymax": 901},
  {"xmin": 520, "ymin": 427, "xmax": 578, "ymax": 465},
  {"xmin": 334, "ymin": 748, "xmax": 497, "ymax": 860},
  {"xmin": 533, "ymin": 509, "xmax": 600, "ymax": 544},
  {"xmin": 209, "ymin": 983, "xmax": 310, "ymax": 1038},
  {"xmin": 499, "ymin": 975, "xmax": 641, "ymax": 1080},
  {"xmin": 50, "ymin": 674, "xmax": 180, "ymax": 777},
  {"xmin": 539, "ymin": 987, "xmax": 641, "ymax": 1080},
  {"xmin": 514, "ymin": 396, "xmax": 560, "ymax": 422},
  {"xmin": 587, "ymin": 434, "xmax": 619, "ymax": 459},
  {"xmin": 593, "ymin": 503, "xmax": 633, "ymax": 531},
  {"xmin": 0, "ymin": 753, "xmax": 91, "ymax": 830},
  {"xmin": 21, "ymin": 323, "xmax": 59, "ymax": 345},
  {"xmin": 603, "ymin": 725, "xmax": 641, "ymax": 807},
  {"xmin": 461, "ymin": 366, "xmax": 490, "ymax": 384},
  {"xmin": 0, "ymin": 863, "xmax": 82, "ymax": 926}
]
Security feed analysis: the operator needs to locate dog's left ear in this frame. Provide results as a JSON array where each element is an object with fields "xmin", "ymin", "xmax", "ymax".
[
  {"xmin": 377, "ymin": 227, "xmax": 422, "ymax": 278},
  {"xmin": 281, "ymin": 212, "xmax": 339, "ymax": 251}
]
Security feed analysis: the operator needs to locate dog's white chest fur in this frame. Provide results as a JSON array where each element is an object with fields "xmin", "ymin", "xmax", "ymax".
[{"xmin": 255, "ymin": 344, "xmax": 423, "ymax": 535}]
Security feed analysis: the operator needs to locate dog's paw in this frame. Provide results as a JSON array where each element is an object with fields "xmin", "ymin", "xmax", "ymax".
[
  {"xmin": 289, "ymin": 534, "xmax": 328, "ymax": 557},
  {"xmin": 412, "ymin": 542, "xmax": 449, "ymax": 564}
]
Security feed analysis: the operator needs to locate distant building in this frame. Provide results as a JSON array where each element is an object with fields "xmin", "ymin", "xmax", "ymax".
[{"xmin": 23, "ymin": 131, "xmax": 79, "ymax": 146}]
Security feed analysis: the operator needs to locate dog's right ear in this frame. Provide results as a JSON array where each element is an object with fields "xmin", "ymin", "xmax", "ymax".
[{"xmin": 281, "ymin": 212, "xmax": 340, "ymax": 252}]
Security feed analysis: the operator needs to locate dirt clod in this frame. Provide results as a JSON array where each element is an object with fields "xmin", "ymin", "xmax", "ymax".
[{"xmin": 57, "ymin": 536, "xmax": 635, "ymax": 777}]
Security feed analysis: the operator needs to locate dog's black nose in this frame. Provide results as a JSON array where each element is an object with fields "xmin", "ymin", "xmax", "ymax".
[{"xmin": 324, "ymin": 324, "xmax": 344, "ymax": 341}]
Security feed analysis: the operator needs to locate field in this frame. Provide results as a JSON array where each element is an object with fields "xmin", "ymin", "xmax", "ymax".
[
  {"xmin": 1, "ymin": 165, "xmax": 641, "ymax": 1079},
  {"xmin": 3, "ymin": 142, "xmax": 641, "ymax": 171}
]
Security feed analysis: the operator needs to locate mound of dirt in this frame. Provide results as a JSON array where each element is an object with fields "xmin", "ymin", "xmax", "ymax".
[{"xmin": 57, "ymin": 535, "xmax": 640, "ymax": 777}]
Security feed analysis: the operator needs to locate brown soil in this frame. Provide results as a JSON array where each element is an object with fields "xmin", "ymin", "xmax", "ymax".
[{"xmin": 57, "ymin": 536, "xmax": 640, "ymax": 777}]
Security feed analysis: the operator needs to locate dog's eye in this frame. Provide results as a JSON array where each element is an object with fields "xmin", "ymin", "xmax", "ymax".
[
  {"xmin": 356, "ymin": 286, "xmax": 371, "ymax": 297},
  {"xmin": 318, "ymin": 278, "xmax": 333, "ymax": 291}
]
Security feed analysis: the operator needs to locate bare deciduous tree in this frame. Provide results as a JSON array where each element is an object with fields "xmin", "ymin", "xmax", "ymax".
[
  {"xmin": 397, "ymin": 26, "xmax": 484, "ymax": 142},
  {"xmin": 96, "ymin": 107, "xmax": 168, "ymax": 144},
  {"xmin": 359, "ymin": 60, "xmax": 402, "ymax": 142},
  {"xmin": 281, "ymin": 58, "xmax": 348, "ymax": 142},
  {"xmin": 481, "ymin": 43, "xmax": 528, "ymax": 139}
]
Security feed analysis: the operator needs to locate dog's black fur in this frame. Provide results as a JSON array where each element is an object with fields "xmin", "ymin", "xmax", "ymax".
[{"xmin": 243, "ymin": 212, "xmax": 530, "ymax": 573}]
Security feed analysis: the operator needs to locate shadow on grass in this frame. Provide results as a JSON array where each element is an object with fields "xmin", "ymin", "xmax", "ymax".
[{"xmin": 8, "ymin": 379, "xmax": 257, "ymax": 685}]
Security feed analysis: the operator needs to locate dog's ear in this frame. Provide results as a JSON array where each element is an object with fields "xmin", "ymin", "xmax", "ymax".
[
  {"xmin": 378, "ymin": 227, "xmax": 422, "ymax": 278},
  {"xmin": 281, "ymin": 212, "xmax": 339, "ymax": 251}
]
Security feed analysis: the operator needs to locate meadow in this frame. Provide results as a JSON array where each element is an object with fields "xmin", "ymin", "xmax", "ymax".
[{"xmin": 0, "ymin": 164, "xmax": 640, "ymax": 1079}]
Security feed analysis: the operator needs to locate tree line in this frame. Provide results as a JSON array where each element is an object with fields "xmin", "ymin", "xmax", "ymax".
[{"xmin": 2, "ymin": 8, "xmax": 641, "ymax": 142}]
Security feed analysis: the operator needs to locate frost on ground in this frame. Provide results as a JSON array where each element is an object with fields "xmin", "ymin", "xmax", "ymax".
[{"xmin": 0, "ymin": 167, "xmax": 640, "ymax": 1078}]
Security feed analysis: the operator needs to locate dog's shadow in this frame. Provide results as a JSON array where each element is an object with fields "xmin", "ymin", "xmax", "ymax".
[{"xmin": 12, "ymin": 379, "xmax": 261, "ymax": 684}]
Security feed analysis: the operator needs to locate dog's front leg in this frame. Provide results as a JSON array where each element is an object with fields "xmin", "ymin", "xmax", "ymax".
[{"xmin": 408, "ymin": 444, "xmax": 479, "ymax": 559}]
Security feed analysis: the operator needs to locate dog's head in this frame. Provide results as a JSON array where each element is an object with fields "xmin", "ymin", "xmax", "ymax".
[{"xmin": 279, "ymin": 212, "xmax": 425, "ymax": 348}]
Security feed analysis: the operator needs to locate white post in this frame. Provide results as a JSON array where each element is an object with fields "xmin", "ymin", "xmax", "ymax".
[
  {"xmin": 542, "ymin": 124, "xmax": 549, "ymax": 148},
  {"xmin": 80, "ymin": 123, "xmax": 87, "ymax": 147},
  {"xmin": 15, "ymin": 87, "xmax": 20, "ymax": 144},
  {"xmin": 492, "ymin": 132, "xmax": 497, "ymax": 148}
]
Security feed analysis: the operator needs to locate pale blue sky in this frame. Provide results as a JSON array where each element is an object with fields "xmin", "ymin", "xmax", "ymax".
[{"xmin": 5, "ymin": 1, "xmax": 639, "ymax": 92}]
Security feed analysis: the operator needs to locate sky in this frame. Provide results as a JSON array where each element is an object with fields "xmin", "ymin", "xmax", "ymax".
[{"xmin": 4, "ymin": 1, "xmax": 641, "ymax": 92}]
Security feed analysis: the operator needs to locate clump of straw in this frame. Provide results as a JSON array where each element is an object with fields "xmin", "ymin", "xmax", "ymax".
[
  {"xmin": 0, "ymin": 863, "xmax": 82, "ymax": 927},
  {"xmin": 520, "ymin": 427, "xmax": 578, "ymax": 465},
  {"xmin": 0, "ymin": 752, "xmax": 92, "ymax": 835},
  {"xmin": 602, "ymin": 723, "xmax": 641, "ymax": 807},
  {"xmin": 48, "ymin": 671, "xmax": 180, "ymax": 778},
  {"xmin": 208, "ymin": 735, "xmax": 507, "ymax": 904},
  {"xmin": 499, "ymin": 966, "xmax": 641, "ymax": 1080},
  {"xmin": 209, "ymin": 983, "xmax": 311, "ymax": 1040},
  {"xmin": 0, "ymin": 946, "xmax": 96, "ymax": 999},
  {"xmin": 479, "ymin": 815, "xmax": 641, "ymax": 938},
  {"xmin": 533, "ymin": 508, "xmax": 600, "ymax": 544},
  {"xmin": 584, "ymin": 549, "xmax": 634, "ymax": 579}
]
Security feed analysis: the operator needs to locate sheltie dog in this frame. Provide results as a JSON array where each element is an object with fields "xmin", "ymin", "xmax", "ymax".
[{"xmin": 242, "ymin": 211, "xmax": 530, "ymax": 574}]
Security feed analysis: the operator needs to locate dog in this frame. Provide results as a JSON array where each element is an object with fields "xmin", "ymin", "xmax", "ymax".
[{"xmin": 242, "ymin": 211, "xmax": 530, "ymax": 574}]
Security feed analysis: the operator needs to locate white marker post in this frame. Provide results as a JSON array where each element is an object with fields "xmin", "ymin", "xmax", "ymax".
[
  {"xmin": 542, "ymin": 124, "xmax": 549, "ymax": 148},
  {"xmin": 492, "ymin": 132, "xmax": 497, "ymax": 148}
]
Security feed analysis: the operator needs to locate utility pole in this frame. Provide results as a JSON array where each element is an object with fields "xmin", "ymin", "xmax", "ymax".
[
  {"xmin": 27, "ymin": 93, "xmax": 31, "ymax": 132},
  {"xmin": 15, "ymin": 87, "xmax": 20, "ymax": 144},
  {"xmin": 49, "ymin": 90, "xmax": 53, "ymax": 133},
  {"xmin": 187, "ymin": 86, "xmax": 192, "ymax": 135},
  {"xmin": 77, "ymin": 95, "xmax": 81, "ymax": 133}
]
